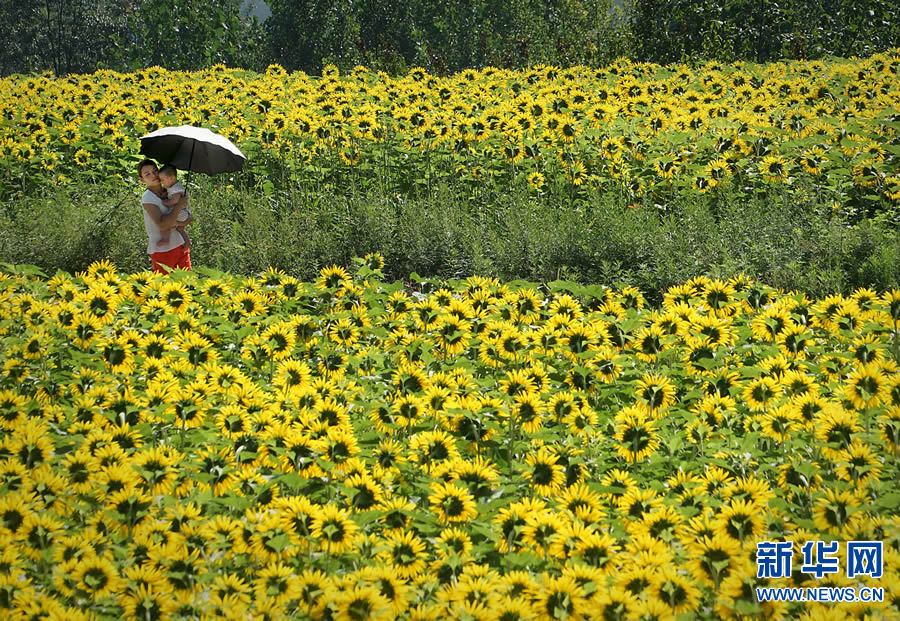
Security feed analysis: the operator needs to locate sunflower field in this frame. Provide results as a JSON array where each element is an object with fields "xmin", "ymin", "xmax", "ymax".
[
  {"xmin": 0, "ymin": 255, "xmax": 898, "ymax": 619},
  {"xmin": 1, "ymin": 50, "xmax": 899, "ymax": 220}
]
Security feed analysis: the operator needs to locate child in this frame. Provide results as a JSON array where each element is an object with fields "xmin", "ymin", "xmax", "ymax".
[{"xmin": 158, "ymin": 165, "xmax": 192, "ymax": 249}]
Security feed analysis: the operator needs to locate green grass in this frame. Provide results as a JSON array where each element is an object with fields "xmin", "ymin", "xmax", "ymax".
[{"xmin": 1, "ymin": 176, "xmax": 897, "ymax": 300}]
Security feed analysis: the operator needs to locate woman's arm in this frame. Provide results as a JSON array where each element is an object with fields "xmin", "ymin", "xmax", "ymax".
[{"xmin": 143, "ymin": 195, "xmax": 188, "ymax": 231}]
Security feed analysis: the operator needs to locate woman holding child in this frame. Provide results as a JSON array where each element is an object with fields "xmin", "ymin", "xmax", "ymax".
[{"xmin": 137, "ymin": 158, "xmax": 193, "ymax": 273}]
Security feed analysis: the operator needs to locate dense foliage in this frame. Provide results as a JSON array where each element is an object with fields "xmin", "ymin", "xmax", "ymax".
[
  {"xmin": 3, "ymin": 0, "xmax": 899, "ymax": 77},
  {"xmin": 265, "ymin": 0, "xmax": 629, "ymax": 75},
  {"xmin": 0, "ymin": 0, "xmax": 266, "ymax": 76},
  {"xmin": 1, "ymin": 259, "xmax": 898, "ymax": 618},
  {"xmin": 630, "ymin": 0, "xmax": 900, "ymax": 65}
]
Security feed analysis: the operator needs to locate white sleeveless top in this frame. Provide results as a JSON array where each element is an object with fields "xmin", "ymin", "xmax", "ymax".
[{"xmin": 141, "ymin": 189, "xmax": 185, "ymax": 255}]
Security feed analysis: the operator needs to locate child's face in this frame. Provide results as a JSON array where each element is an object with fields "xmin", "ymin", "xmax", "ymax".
[{"xmin": 158, "ymin": 173, "xmax": 176, "ymax": 188}]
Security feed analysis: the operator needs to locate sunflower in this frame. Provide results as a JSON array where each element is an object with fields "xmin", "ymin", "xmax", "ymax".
[
  {"xmin": 311, "ymin": 504, "xmax": 359, "ymax": 555},
  {"xmin": 272, "ymin": 496, "xmax": 320, "ymax": 546},
  {"xmin": 120, "ymin": 585, "xmax": 179, "ymax": 620},
  {"xmin": 617, "ymin": 487, "xmax": 663, "ymax": 523},
  {"xmin": 557, "ymin": 482, "xmax": 605, "ymax": 524},
  {"xmin": 751, "ymin": 304, "xmax": 794, "ymax": 342},
  {"xmin": 429, "ymin": 481, "xmax": 477, "ymax": 525},
  {"xmin": 68, "ymin": 311, "xmax": 102, "ymax": 349},
  {"xmin": 879, "ymin": 406, "xmax": 900, "ymax": 456},
  {"xmin": 339, "ymin": 473, "xmax": 382, "ymax": 510},
  {"xmin": 653, "ymin": 156, "xmax": 680, "ymax": 180},
  {"xmin": 76, "ymin": 282, "xmax": 122, "ymax": 325},
  {"xmin": 312, "ymin": 396, "xmax": 351, "ymax": 429},
  {"xmin": 251, "ymin": 561, "xmax": 301, "ymax": 607},
  {"xmin": 156, "ymin": 280, "xmax": 192, "ymax": 314},
  {"xmin": 720, "ymin": 475, "xmax": 775, "ymax": 510},
  {"xmin": 775, "ymin": 323, "xmax": 813, "ymax": 359},
  {"xmin": 690, "ymin": 312, "xmax": 736, "ymax": 347},
  {"xmin": 685, "ymin": 533, "xmax": 747, "ymax": 589},
  {"xmin": 559, "ymin": 322, "xmax": 601, "ymax": 358},
  {"xmin": 531, "ymin": 574, "xmax": 586, "ymax": 620},
  {"xmin": 318, "ymin": 265, "xmax": 353, "ymax": 290},
  {"xmin": 435, "ymin": 314, "xmax": 470, "ymax": 357},
  {"xmin": 632, "ymin": 325, "xmax": 666, "ymax": 363},
  {"xmin": 634, "ymin": 372, "xmax": 678, "ymax": 413},
  {"xmin": 714, "ymin": 499, "xmax": 767, "ymax": 545},
  {"xmin": 564, "ymin": 402, "xmax": 598, "ymax": 438},
  {"xmin": 742, "ymin": 375, "xmax": 782, "ymax": 412},
  {"xmin": 799, "ymin": 146, "xmax": 827, "ymax": 175},
  {"xmin": 522, "ymin": 448, "xmax": 565, "ymax": 496},
  {"xmin": 493, "ymin": 499, "xmax": 543, "ymax": 554},
  {"xmin": 812, "ymin": 488, "xmax": 865, "ymax": 535},
  {"xmin": 272, "ymin": 360, "xmax": 312, "ymax": 399},
  {"xmin": 72, "ymin": 553, "xmax": 123, "ymax": 600},
  {"xmin": 834, "ymin": 439, "xmax": 882, "ymax": 487},
  {"xmin": 645, "ymin": 567, "xmax": 702, "ymax": 615},
  {"xmin": 488, "ymin": 595, "xmax": 535, "ymax": 621},
  {"xmin": 844, "ymin": 363, "xmax": 890, "ymax": 410},
  {"xmin": 494, "ymin": 325, "xmax": 528, "ymax": 361},
  {"xmin": 614, "ymin": 405, "xmax": 660, "ymax": 462},
  {"xmin": 780, "ymin": 369, "xmax": 819, "ymax": 400},
  {"xmin": 18, "ymin": 510, "xmax": 63, "ymax": 562},
  {"xmin": 19, "ymin": 327, "xmax": 51, "ymax": 360},
  {"xmin": 626, "ymin": 504, "xmax": 683, "ymax": 545},
  {"xmin": 231, "ymin": 289, "xmax": 267, "ymax": 318},
  {"xmin": 435, "ymin": 526, "xmax": 473, "ymax": 560},
  {"xmin": 760, "ymin": 402, "xmax": 802, "ymax": 442},
  {"xmin": 815, "ymin": 405, "xmax": 862, "ymax": 458},
  {"xmin": 545, "ymin": 391, "xmax": 577, "ymax": 425},
  {"xmin": 682, "ymin": 338, "xmax": 721, "ymax": 378},
  {"xmin": 61, "ymin": 450, "xmax": 99, "ymax": 495},
  {"xmin": 258, "ymin": 320, "xmax": 297, "ymax": 361},
  {"xmin": 496, "ymin": 367, "xmax": 535, "ymax": 398},
  {"xmin": 588, "ymin": 586, "xmax": 638, "ymax": 621},
  {"xmin": 614, "ymin": 564, "xmax": 656, "ymax": 601},
  {"xmin": 295, "ymin": 568, "xmax": 334, "ymax": 619},
  {"xmin": 0, "ymin": 390, "xmax": 27, "ymax": 431},
  {"xmin": 527, "ymin": 171, "xmax": 545, "ymax": 190},
  {"xmin": 409, "ymin": 430, "xmax": 460, "ymax": 473},
  {"xmin": 696, "ymin": 467, "xmax": 735, "ymax": 502},
  {"xmin": 378, "ymin": 530, "xmax": 429, "ymax": 580},
  {"xmin": 509, "ymin": 392, "xmax": 545, "ymax": 434},
  {"xmin": 548, "ymin": 294, "xmax": 584, "ymax": 321},
  {"xmin": 851, "ymin": 157, "xmax": 882, "ymax": 187},
  {"xmin": 131, "ymin": 446, "xmax": 179, "ymax": 496},
  {"xmin": 390, "ymin": 393, "xmax": 426, "ymax": 431},
  {"xmin": 452, "ymin": 456, "xmax": 500, "ymax": 501},
  {"xmin": 175, "ymin": 330, "xmax": 218, "ymax": 368}
]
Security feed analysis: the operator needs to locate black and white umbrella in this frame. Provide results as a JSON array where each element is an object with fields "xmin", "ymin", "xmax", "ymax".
[{"xmin": 139, "ymin": 125, "xmax": 245, "ymax": 175}]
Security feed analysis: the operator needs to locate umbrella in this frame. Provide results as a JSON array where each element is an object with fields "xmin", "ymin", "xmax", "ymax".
[{"xmin": 139, "ymin": 125, "xmax": 245, "ymax": 175}]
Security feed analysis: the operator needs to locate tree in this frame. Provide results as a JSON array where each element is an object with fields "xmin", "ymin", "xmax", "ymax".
[
  {"xmin": 0, "ymin": 0, "xmax": 266, "ymax": 76},
  {"xmin": 0, "ymin": 0, "xmax": 134, "ymax": 75}
]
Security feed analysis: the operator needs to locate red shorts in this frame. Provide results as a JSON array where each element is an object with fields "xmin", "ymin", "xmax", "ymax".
[{"xmin": 151, "ymin": 244, "xmax": 192, "ymax": 273}]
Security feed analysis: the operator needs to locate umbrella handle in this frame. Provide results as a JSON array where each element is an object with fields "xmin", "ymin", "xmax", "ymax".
[{"xmin": 187, "ymin": 140, "xmax": 195, "ymax": 187}]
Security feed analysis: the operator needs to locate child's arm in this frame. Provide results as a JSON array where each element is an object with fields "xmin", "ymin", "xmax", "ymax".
[{"xmin": 162, "ymin": 190, "xmax": 183, "ymax": 208}]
